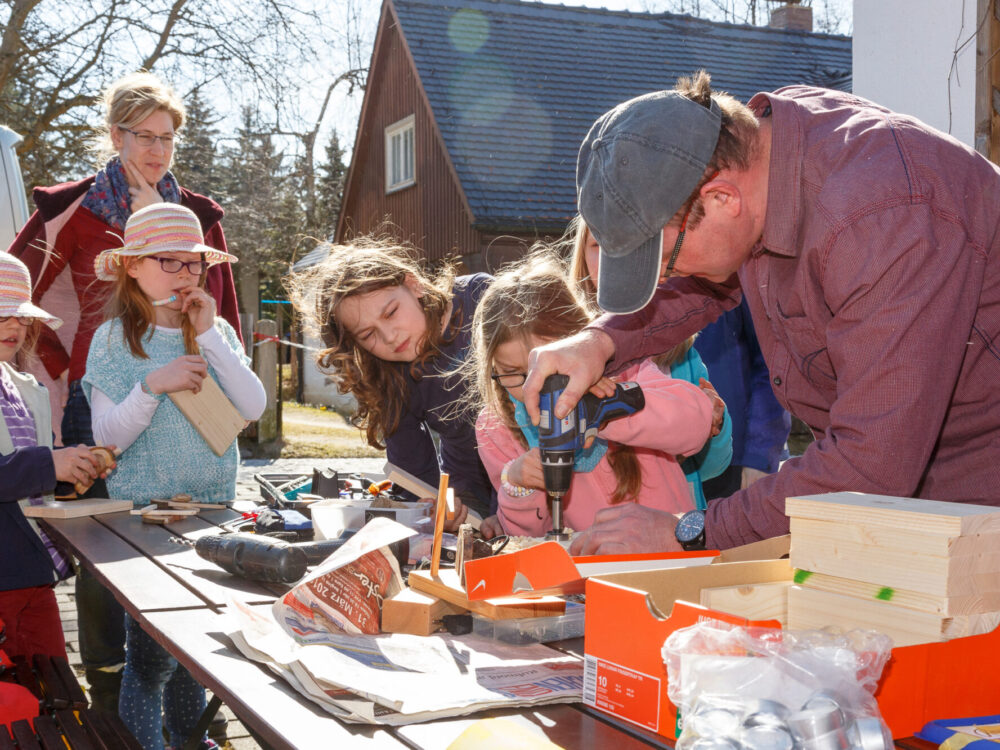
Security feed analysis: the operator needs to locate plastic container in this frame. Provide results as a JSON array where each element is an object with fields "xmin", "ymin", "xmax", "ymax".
[
  {"xmin": 254, "ymin": 473, "xmax": 312, "ymax": 505},
  {"xmin": 364, "ymin": 502, "xmax": 433, "ymax": 529},
  {"xmin": 311, "ymin": 499, "xmax": 373, "ymax": 540},
  {"xmin": 472, "ymin": 601, "xmax": 585, "ymax": 645}
]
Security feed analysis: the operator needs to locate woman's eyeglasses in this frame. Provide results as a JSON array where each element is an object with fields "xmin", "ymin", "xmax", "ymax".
[
  {"xmin": 491, "ymin": 372, "xmax": 528, "ymax": 388},
  {"xmin": 146, "ymin": 256, "xmax": 207, "ymax": 275},
  {"xmin": 0, "ymin": 316, "xmax": 34, "ymax": 326},
  {"xmin": 122, "ymin": 128, "xmax": 176, "ymax": 148}
]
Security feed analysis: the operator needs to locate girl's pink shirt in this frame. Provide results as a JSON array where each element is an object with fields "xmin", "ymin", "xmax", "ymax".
[{"xmin": 476, "ymin": 358, "xmax": 713, "ymax": 537}]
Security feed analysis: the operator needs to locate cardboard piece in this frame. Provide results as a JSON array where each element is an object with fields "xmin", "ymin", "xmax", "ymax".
[
  {"xmin": 168, "ymin": 376, "xmax": 244, "ymax": 457},
  {"xmin": 23, "ymin": 498, "xmax": 132, "ymax": 519},
  {"xmin": 380, "ymin": 587, "xmax": 467, "ymax": 636},
  {"xmin": 464, "ymin": 541, "xmax": 718, "ymax": 600},
  {"xmin": 408, "ymin": 569, "xmax": 565, "ymax": 620}
]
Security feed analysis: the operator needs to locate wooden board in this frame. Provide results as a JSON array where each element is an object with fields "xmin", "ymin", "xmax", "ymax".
[
  {"xmin": 383, "ymin": 462, "xmax": 481, "ymax": 530},
  {"xmin": 700, "ymin": 581, "xmax": 790, "ymax": 625},
  {"xmin": 786, "ymin": 585, "xmax": 1000, "ymax": 647},
  {"xmin": 788, "ymin": 517, "xmax": 1000, "ymax": 558},
  {"xmin": 785, "ymin": 492, "xmax": 1000, "ymax": 536},
  {"xmin": 408, "ymin": 569, "xmax": 565, "ymax": 620},
  {"xmin": 381, "ymin": 588, "xmax": 467, "ymax": 636},
  {"xmin": 792, "ymin": 568, "xmax": 1000, "ymax": 616},
  {"xmin": 168, "ymin": 375, "xmax": 245, "ymax": 457},
  {"xmin": 23, "ymin": 498, "xmax": 132, "ymax": 519},
  {"xmin": 789, "ymin": 529, "xmax": 1000, "ymax": 597}
]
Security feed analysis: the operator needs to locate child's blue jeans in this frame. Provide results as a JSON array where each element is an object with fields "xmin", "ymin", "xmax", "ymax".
[{"xmin": 119, "ymin": 615, "xmax": 213, "ymax": 750}]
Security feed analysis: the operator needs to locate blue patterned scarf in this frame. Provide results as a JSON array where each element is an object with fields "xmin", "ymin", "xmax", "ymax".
[
  {"xmin": 81, "ymin": 157, "xmax": 182, "ymax": 230},
  {"xmin": 510, "ymin": 395, "xmax": 607, "ymax": 473}
]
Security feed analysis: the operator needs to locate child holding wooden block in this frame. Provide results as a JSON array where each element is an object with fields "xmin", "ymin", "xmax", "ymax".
[
  {"xmin": 288, "ymin": 239, "xmax": 494, "ymax": 521},
  {"xmin": 469, "ymin": 251, "xmax": 715, "ymax": 540},
  {"xmin": 0, "ymin": 253, "xmax": 113, "ymax": 661},
  {"xmin": 83, "ymin": 203, "xmax": 265, "ymax": 750}
]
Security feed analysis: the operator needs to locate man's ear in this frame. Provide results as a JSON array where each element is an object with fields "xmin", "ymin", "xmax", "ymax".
[
  {"xmin": 701, "ymin": 178, "xmax": 742, "ymax": 218},
  {"xmin": 403, "ymin": 273, "xmax": 424, "ymax": 297}
]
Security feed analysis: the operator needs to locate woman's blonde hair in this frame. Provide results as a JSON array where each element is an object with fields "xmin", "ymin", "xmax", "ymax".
[
  {"xmin": 11, "ymin": 320, "xmax": 43, "ymax": 372},
  {"xmin": 567, "ymin": 216, "xmax": 695, "ymax": 368},
  {"xmin": 470, "ymin": 248, "xmax": 642, "ymax": 505},
  {"xmin": 104, "ymin": 258, "xmax": 200, "ymax": 358},
  {"xmin": 92, "ymin": 71, "xmax": 186, "ymax": 164},
  {"xmin": 287, "ymin": 238, "xmax": 458, "ymax": 450}
]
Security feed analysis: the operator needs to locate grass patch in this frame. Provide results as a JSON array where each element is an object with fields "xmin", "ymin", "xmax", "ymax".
[{"xmin": 280, "ymin": 402, "xmax": 385, "ymax": 459}]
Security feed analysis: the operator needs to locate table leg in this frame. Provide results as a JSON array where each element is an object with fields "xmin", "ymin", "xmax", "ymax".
[{"xmin": 182, "ymin": 694, "xmax": 222, "ymax": 750}]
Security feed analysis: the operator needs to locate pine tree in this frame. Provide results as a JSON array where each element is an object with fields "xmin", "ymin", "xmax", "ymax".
[
  {"xmin": 172, "ymin": 89, "xmax": 222, "ymax": 200},
  {"xmin": 312, "ymin": 130, "xmax": 348, "ymax": 241}
]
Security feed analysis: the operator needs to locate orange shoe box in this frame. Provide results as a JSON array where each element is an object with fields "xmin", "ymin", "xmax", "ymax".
[{"xmin": 582, "ymin": 562, "xmax": 1000, "ymax": 740}]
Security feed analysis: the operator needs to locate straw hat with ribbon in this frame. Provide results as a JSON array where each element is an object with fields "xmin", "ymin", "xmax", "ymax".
[
  {"xmin": 0, "ymin": 252, "xmax": 62, "ymax": 330},
  {"xmin": 94, "ymin": 202, "xmax": 237, "ymax": 282}
]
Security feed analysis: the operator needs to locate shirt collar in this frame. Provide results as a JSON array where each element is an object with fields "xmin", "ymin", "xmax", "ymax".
[{"xmin": 750, "ymin": 90, "xmax": 805, "ymax": 259}]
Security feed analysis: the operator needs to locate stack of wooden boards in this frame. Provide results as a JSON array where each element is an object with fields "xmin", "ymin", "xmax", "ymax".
[{"xmin": 785, "ymin": 492, "xmax": 1000, "ymax": 646}]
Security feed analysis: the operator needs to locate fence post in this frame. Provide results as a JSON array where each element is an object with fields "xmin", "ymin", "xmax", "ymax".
[{"xmin": 254, "ymin": 319, "xmax": 279, "ymax": 444}]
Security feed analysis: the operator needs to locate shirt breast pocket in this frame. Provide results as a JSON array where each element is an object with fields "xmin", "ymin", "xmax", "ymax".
[{"xmin": 776, "ymin": 309, "xmax": 837, "ymax": 391}]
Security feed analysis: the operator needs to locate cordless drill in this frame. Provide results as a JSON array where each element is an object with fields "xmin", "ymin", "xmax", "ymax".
[
  {"xmin": 537, "ymin": 374, "xmax": 645, "ymax": 539},
  {"xmin": 169, "ymin": 533, "xmax": 351, "ymax": 583}
]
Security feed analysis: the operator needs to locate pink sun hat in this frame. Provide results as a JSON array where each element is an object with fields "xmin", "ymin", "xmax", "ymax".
[
  {"xmin": 0, "ymin": 252, "xmax": 62, "ymax": 330},
  {"xmin": 94, "ymin": 202, "xmax": 238, "ymax": 281}
]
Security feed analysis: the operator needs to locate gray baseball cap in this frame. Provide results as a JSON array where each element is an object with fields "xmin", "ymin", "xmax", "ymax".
[{"xmin": 577, "ymin": 90, "xmax": 722, "ymax": 314}]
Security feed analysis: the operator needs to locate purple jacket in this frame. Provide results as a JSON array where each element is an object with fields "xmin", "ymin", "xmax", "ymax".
[{"xmin": 595, "ymin": 86, "xmax": 1000, "ymax": 548}]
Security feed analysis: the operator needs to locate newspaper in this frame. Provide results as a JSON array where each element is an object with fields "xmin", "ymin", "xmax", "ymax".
[{"xmin": 228, "ymin": 586, "xmax": 584, "ymax": 723}]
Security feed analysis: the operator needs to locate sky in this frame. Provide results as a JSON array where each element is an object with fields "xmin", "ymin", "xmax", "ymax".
[{"xmin": 320, "ymin": 0, "xmax": 852, "ymax": 163}]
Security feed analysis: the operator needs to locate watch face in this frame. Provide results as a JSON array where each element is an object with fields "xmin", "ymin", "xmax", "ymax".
[{"xmin": 676, "ymin": 510, "xmax": 705, "ymax": 543}]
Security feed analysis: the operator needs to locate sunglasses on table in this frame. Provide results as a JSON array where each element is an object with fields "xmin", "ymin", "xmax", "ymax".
[{"xmin": 146, "ymin": 256, "xmax": 208, "ymax": 275}]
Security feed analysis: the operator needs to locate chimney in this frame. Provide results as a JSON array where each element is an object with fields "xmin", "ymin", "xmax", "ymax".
[{"xmin": 769, "ymin": 1, "xmax": 813, "ymax": 32}]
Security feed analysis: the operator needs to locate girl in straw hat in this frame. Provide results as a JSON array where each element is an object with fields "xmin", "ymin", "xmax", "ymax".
[
  {"xmin": 0, "ymin": 252, "xmax": 113, "ymax": 661},
  {"xmin": 83, "ymin": 203, "xmax": 263, "ymax": 750}
]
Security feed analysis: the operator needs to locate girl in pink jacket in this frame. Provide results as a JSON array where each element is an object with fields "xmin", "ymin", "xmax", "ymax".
[{"xmin": 470, "ymin": 252, "xmax": 715, "ymax": 540}]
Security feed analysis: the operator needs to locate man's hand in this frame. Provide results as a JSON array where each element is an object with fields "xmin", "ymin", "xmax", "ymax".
[
  {"xmin": 523, "ymin": 328, "xmax": 616, "ymax": 424},
  {"xmin": 52, "ymin": 445, "xmax": 103, "ymax": 487},
  {"xmin": 568, "ymin": 504, "xmax": 682, "ymax": 555},
  {"xmin": 480, "ymin": 514, "xmax": 504, "ymax": 539},
  {"xmin": 123, "ymin": 160, "xmax": 163, "ymax": 211}
]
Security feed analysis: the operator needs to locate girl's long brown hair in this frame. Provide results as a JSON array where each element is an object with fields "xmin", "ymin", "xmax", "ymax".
[
  {"xmin": 469, "ymin": 249, "xmax": 643, "ymax": 505},
  {"xmin": 104, "ymin": 258, "xmax": 200, "ymax": 358},
  {"xmin": 287, "ymin": 237, "xmax": 457, "ymax": 450}
]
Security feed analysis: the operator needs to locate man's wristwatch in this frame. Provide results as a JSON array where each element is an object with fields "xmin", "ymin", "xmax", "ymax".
[{"xmin": 675, "ymin": 509, "xmax": 707, "ymax": 551}]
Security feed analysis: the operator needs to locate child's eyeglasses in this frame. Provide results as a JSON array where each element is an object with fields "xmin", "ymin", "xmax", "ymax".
[
  {"xmin": 122, "ymin": 128, "xmax": 176, "ymax": 147},
  {"xmin": 490, "ymin": 372, "xmax": 528, "ymax": 388},
  {"xmin": 146, "ymin": 256, "xmax": 207, "ymax": 275},
  {"xmin": 0, "ymin": 316, "xmax": 34, "ymax": 326}
]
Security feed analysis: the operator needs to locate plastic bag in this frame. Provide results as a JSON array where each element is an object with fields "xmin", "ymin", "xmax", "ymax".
[{"xmin": 662, "ymin": 622, "xmax": 894, "ymax": 750}]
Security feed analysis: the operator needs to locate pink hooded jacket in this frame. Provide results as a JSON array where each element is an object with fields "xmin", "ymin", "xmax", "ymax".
[{"xmin": 476, "ymin": 359, "xmax": 713, "ymax": 537}]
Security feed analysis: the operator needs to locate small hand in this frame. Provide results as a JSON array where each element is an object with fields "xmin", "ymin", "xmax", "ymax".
[
  {"xmin": 442, "ymin": 495, "xmax": 470, "ymax": 533},
  {"xmin": 123, "ymin": 160, "xmax": 162, "ymax": 211},
  {"xmin": 479, "ymin": 514, "xmax": 504, "ymax": 539},
  {"xmin": 179, "ymin": 286, "xmax": 216, "ymax": 335},
  {"xmin": 741, "ymin": 466, "xmax": 768, "ymax": 489},
  {"xmin": 145, "ymin": 355, "xmax": 208, "ymax": 395},
  {"xmin": 52, "ymin": 445, "xmax": 102, "ymax": 487},
  {"xmin": 508, "ymin": 447, "xmax": 545, "ymax": 491},
  {"xmin": 568, "ymin": 504, "xmax": 683, "ymax": 556},
  {"xmin": 698, "ymin": 377, "xmax": 725, "ymax": 437}
]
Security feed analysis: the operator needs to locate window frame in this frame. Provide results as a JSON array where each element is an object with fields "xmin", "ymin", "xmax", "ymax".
[{"xmin": 384, "ymin": 115, "xmax": 416, "ymax": 193}]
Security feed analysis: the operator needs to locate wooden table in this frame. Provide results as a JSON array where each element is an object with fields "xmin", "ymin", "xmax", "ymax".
[{"xmin": 41, "ymin": 508, "xmax": 669, "ymax": 749}]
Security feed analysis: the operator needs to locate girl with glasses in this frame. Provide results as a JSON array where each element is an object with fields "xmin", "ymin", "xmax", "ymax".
[
  {"xmin": 469, "ymin": 250, "xmax": 714, "ymax": 542},
  {"xmin": 6, "ymin": 71, "xmax": 242, "ymax": 716},
  {"xmin": 288, "ymin": 238, "xmax": 495, "ymax": 522},
  {"xmin": 83, "ymin": 203, "xmax": 264, "ymax": 750}
]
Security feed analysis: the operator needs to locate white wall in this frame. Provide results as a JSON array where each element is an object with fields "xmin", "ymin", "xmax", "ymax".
[{"xmin": 853, "ymin": 0, "xmax": 978, "ymax": 147}]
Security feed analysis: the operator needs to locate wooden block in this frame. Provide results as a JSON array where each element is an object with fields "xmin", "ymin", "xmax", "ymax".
[
  {"xmin": 789, "ymin": 517, "xmax": 1000, "ymax": 558},
  {"xmin": 408, "ymin": 569, "xmax": 565, "ymax": 620},
  {"xmin": 700, "ymin": 581, "xmax": 790, "ymax": 625},
  {"xmin": 23, "ymin": 498, "xmax": 132, "ymax": 519},
  {"xmin": 789, "ymin": 529, "xmax": 1000, "ymax": 597},
  {"xmin": 141, "ymin": 510, "xmax": 197, "ymax": 525},
  {"xmin": 785, "ymin": 492, "xmax": 1000, "ymax": 536},
  {"xmin": 793, "ymin": 568, "xmax": 1000, "ymax": 616},
  {"xmin": 786, "ymin": 585, "xmax": 1000, "ymax": 647},
  {"xmin": 381, "ymin": 588, "xmax": 466, "ymax": 636},
  {"xmin": 383, "ymin": 461, "xmax": 437, "ymax": 498},
  {"xmin": 168, "ymin": 375, "xmax": 244, "ymax": 457}
]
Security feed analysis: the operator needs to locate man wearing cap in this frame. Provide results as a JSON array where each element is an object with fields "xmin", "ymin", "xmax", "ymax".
[{"xmin": 523, "ymin": 71, "xmax": 1000, "ymax": 555}]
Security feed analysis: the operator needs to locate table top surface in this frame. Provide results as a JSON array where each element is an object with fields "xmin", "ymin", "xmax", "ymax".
[{"xmin": 41, "ymin": 507, "xmax": 670, "ymax": 750}]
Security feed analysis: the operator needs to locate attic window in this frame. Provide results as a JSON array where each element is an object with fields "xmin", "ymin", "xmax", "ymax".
[{"xmin": 385, "ymin": 115, "xmax": 415, "ymax": 193}]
